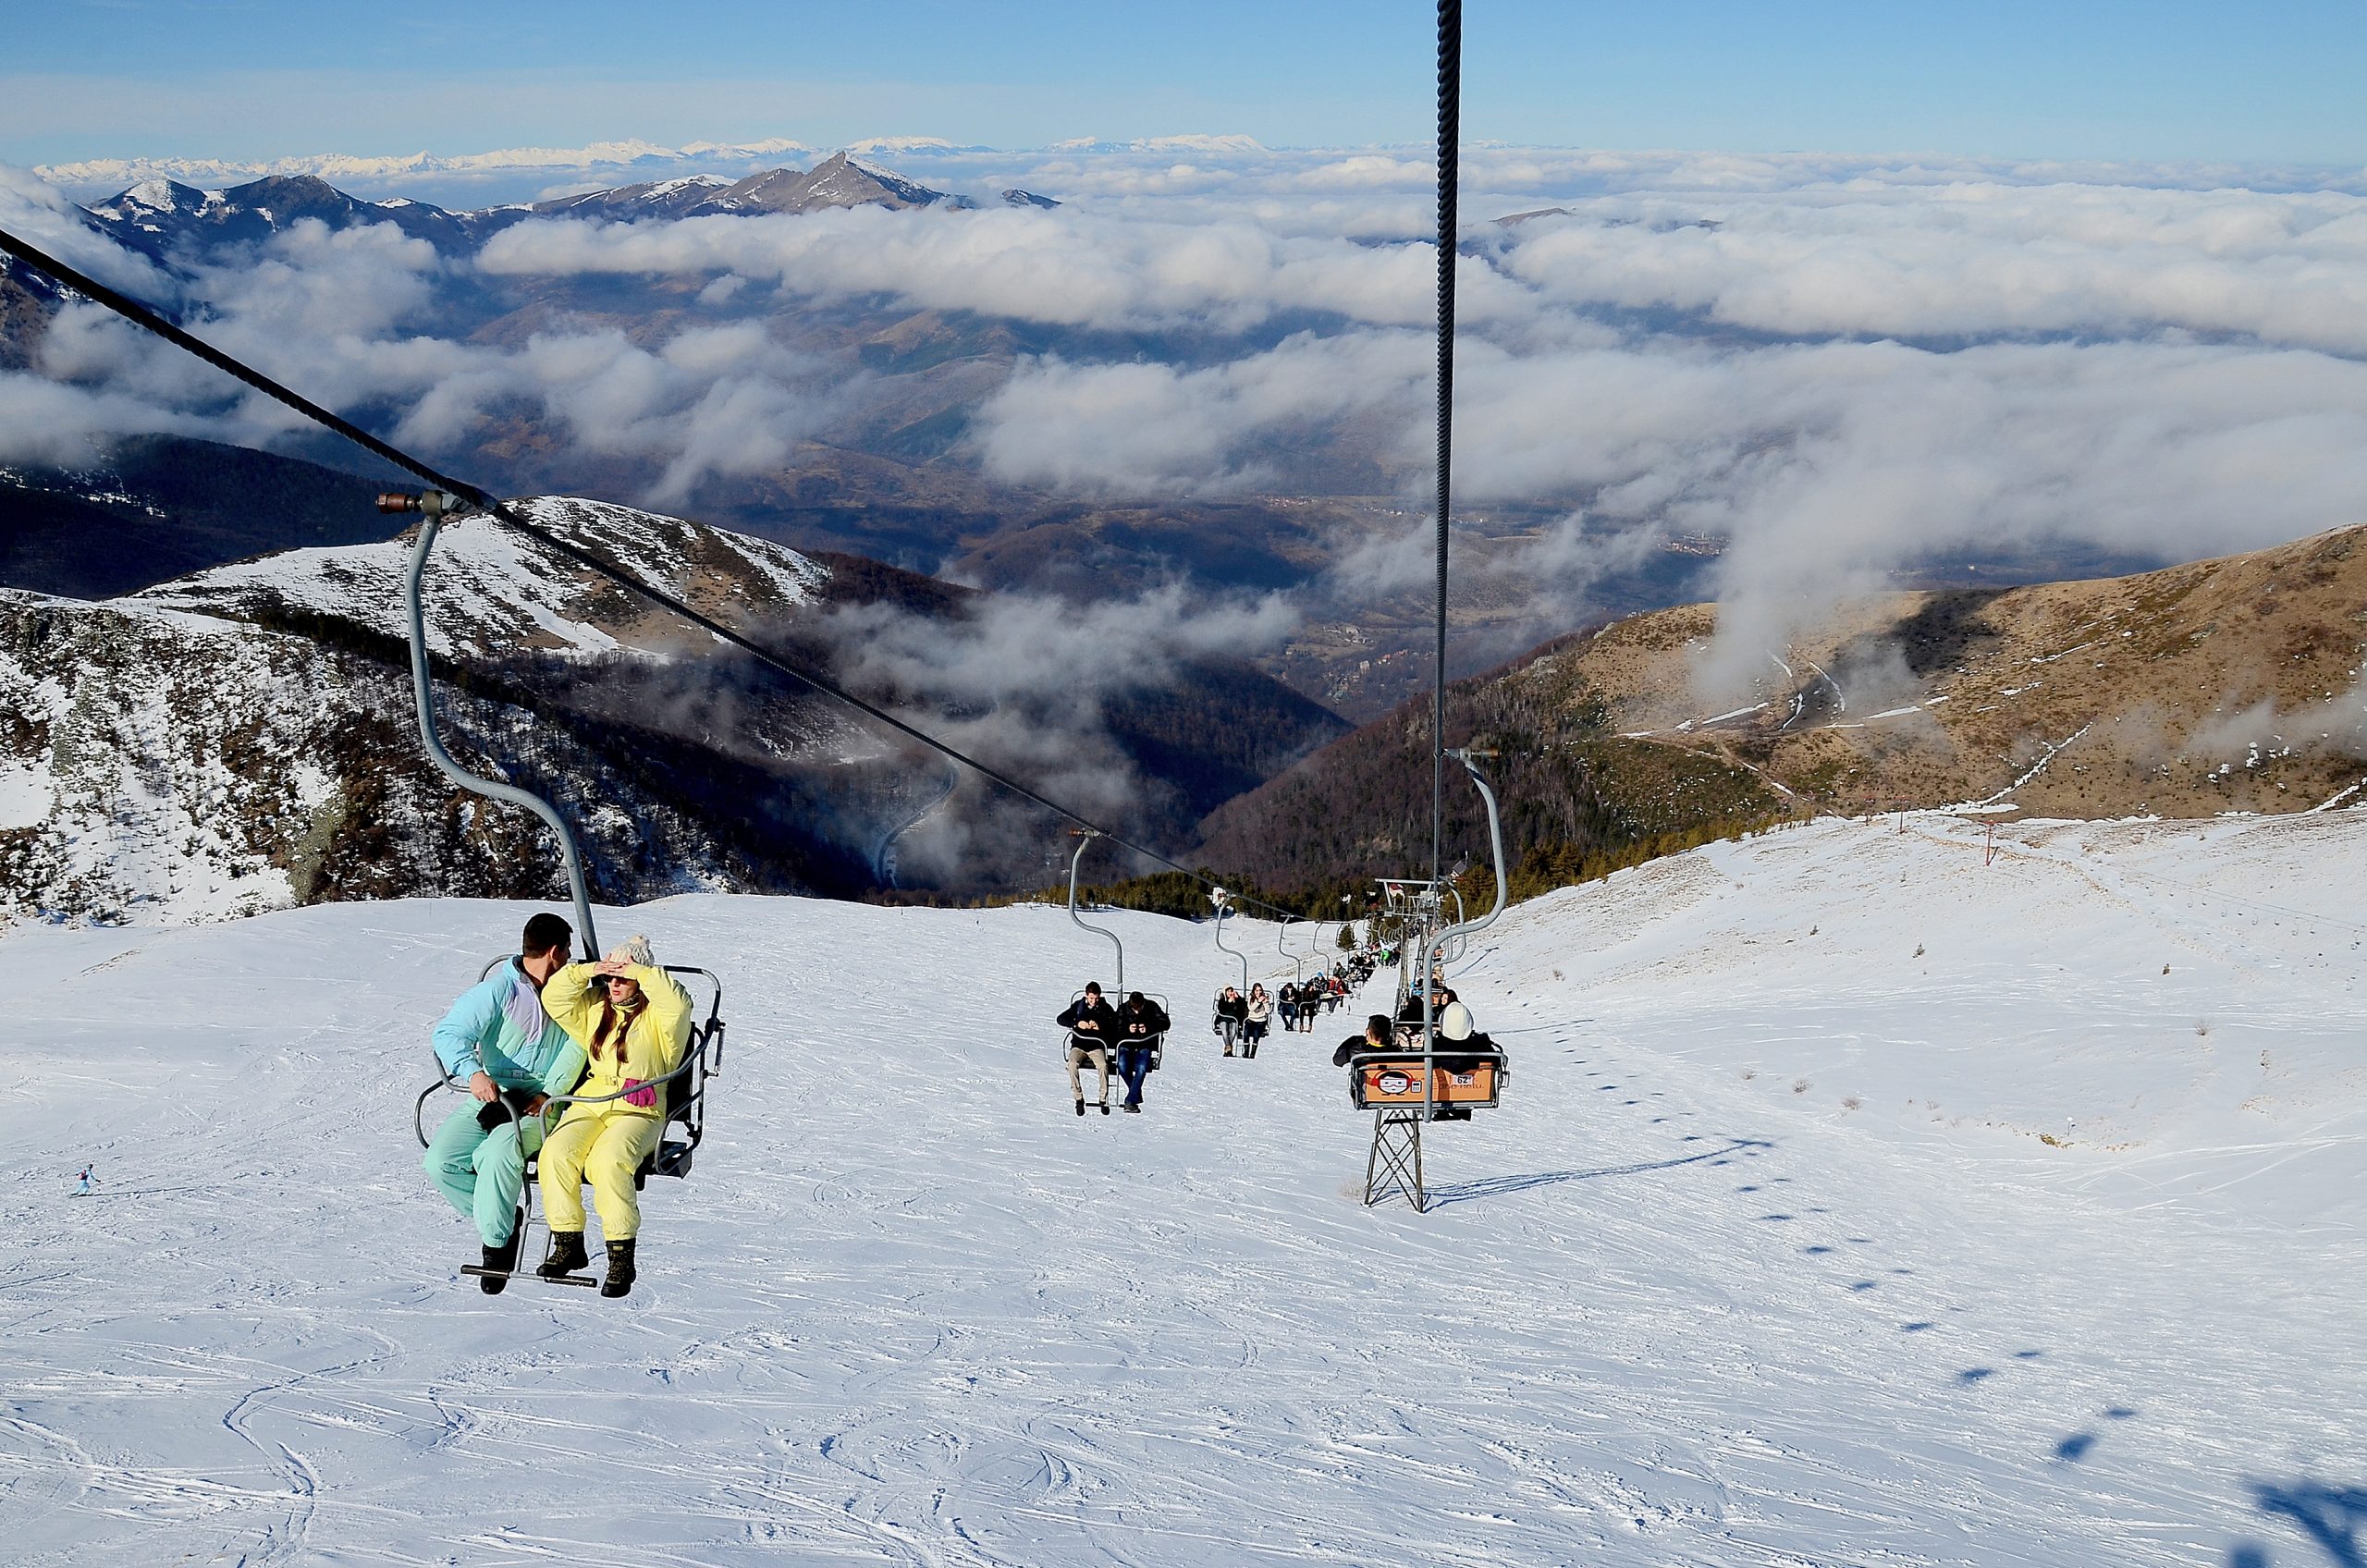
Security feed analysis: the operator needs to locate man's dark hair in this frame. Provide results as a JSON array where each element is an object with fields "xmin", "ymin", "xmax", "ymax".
[
  {"xmin": 1084, "ymin": 982, "xmax": 1102, "ymax": 995},
  {"xmin": 521, "ymin": 913, "xmax": 573, "ymax": 958}
]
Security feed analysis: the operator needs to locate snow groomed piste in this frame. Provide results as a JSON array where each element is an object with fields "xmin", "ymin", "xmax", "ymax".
[{"xmin": 6, "ymin": 809, "xmax": 2362, "ymax": 1563}]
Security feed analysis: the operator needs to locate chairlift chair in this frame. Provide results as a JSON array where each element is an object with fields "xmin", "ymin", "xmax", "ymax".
[
  {"xmin": 1060, "ymin": 831, "xmax": 1169, "ymax": 1072},
  {"xmin": 387, "ymin": 487, "xmax": 733, "ymax": 1286},
  {"xmin": 1208, "ymin": 887, "xmax": 1254, "ymax": 1050},
  {"xmin": 1064, "ymin": 986, "xmax": 1170, "ymax": 1073},
  {"xmin": 414, "ymin": 962, "xmax": 728, "ymax": 1287}
]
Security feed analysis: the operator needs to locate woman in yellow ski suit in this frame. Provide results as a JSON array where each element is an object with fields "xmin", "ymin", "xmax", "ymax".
[{"xmin": 536, "ymin": 937, "xmax": 693, "ymax": 1296}]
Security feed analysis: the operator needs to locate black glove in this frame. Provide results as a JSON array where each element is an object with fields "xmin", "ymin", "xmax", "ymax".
[{"xmin": 476, "ymin": 1087, "xmax": 540, "ymax": 1132}]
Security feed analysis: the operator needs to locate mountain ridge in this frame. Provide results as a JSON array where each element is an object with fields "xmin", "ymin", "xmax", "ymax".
[
  {"xmin": 0, "ymin": 463, "xmax": 1347, "ymax": 923},
  {"xmin": 1195, "ymin": 524, "xmax": 2367, "ymax": 900},
  {"xmin": 76, "ymin": 153, "xmax": 973, "ymax": 264}
]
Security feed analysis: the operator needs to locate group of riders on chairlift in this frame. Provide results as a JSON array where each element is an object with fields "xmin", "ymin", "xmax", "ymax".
[
  {"xmin": 1055, "ymin": 932, "xmax": 1500, "ymax": 1119},
  {"xmin": 1210, "ymin": 953, "xmax": 1373, "ymax": 1059},
  {"xmin": 6, "ymin": 0, "xmax": 1495, "ymax": 1260}
]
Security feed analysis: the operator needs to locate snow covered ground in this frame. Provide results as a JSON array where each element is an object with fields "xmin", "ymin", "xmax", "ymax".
[{"xmin": 3, "ymin": 809, "xmax": 2361, "ymax": 1566}]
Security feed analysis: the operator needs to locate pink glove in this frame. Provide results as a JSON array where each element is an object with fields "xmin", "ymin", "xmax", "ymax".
[{"xmin": 623, "ymin": 1077, "xmax": 656, "ymax": 1109}]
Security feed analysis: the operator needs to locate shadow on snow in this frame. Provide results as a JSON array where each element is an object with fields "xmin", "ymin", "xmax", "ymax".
[
  {"xmin": 2231, "ymin": 1480, "xmax": 2367, "ymax": 1567},
  {"xmin": 1425, "ymin": 1137, "xmax": 1774, "ymax": 1208}
]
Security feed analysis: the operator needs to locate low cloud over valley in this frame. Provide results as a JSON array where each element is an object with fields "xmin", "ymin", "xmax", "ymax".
[{"xmin": 7, "ymin": 140, "xmax": 2367, "ymax": 709}]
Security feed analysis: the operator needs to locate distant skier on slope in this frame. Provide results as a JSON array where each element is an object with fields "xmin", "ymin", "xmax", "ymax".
[
  {"xmin": 73, "ymin": 1164, "xmax": 94, "ymax": 1195},
  {"xmin": 423, "ymin": 913, "xmax": 585, "ymax": 1294},
  {"xmin": 536, "ymin": 936, "xmax": 693, "ymax": 1300}
]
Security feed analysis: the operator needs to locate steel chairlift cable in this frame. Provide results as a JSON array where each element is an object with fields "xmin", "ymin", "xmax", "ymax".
[
  {"xmin": 1431, "ymin": 0, "xmax": 1460, "ymax": 887},
  {"xmin": 0, "ymin": 224, "xmax": 1312, "ymax": 923}
]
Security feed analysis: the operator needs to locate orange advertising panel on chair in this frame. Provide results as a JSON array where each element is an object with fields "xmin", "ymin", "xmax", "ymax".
[{"xmin": 1351, "ymin": 1054, "xmax": 1502, "ymax": 1110}]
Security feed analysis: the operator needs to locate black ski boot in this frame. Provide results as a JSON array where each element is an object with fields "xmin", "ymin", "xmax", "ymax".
[
  {"xmin": 539, "ymin": 1230, "xmax": 589, "ymax": 1280},
  {"xmin": 600, "ymin": 1238, "xmax": 638, "ymax": 1299},
  {"xmin": 480, "ymin": 1208, "xmax": 524, "ymax": 1294}
]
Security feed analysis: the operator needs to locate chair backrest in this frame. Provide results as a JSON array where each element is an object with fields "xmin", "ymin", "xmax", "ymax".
[
  {"xmin": 657, "ymin": 966, "xmax": 724, "ymax": 1148},
  {"xmin": 1344, "ymin": 1047, "xmax": 1508, "ymax": 1111}
]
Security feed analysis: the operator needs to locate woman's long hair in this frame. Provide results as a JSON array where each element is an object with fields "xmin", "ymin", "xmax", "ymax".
[{"xmin": 590, "ymin": 987, "xmax": 647, "ymax": 1062}]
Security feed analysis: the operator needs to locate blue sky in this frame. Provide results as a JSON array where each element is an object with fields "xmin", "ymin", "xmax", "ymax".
[{"xmin": 6, "ymin": 0, "xmax": 2366, "ymax": 166}]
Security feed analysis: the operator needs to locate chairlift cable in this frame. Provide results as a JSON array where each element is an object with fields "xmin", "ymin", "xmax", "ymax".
[
  {"xmin": 1431, "ymin": 0, "xmax": 1461, "ymax": 886},
  {"xmin": 0, "ymin": 224, "xmax": 1311, "ymax": 922}
]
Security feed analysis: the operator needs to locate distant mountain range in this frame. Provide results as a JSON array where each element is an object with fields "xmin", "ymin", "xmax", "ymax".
[
  {"xmin": 8, "ymin": 152, "xmax": 2130, "ymax": 760},
  {"xmin": 78, "ymin": 152, "xmax": 1023, "ymax": 268},
  {"xmin": 35, "ymin": 138, "xmax": 820, "ymax": 189},
  {"xmin": 1, "ymin": 151, "xmax": 1738, "ymax": 733}
]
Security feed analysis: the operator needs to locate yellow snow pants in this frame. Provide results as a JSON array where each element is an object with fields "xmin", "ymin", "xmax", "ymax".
[{"xmin": 537, "ymin": 1106, "xmax": 663, "ymax": 1241}]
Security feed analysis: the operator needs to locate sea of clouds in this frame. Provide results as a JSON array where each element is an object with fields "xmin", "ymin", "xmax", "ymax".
[{"xmin": 7, "ymin": 141, "xmax": 2367, "ymax": 700}]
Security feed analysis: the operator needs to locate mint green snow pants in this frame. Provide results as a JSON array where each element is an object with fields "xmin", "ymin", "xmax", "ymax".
[{"xmin": 423, "ymin": 1104, "xmax": 547, "ymax": 1246}]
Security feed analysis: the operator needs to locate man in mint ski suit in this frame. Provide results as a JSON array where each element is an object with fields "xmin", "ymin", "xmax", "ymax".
[{"xmin": 423, "ymin": 913, "xmax": 585, "ymax": 1293}]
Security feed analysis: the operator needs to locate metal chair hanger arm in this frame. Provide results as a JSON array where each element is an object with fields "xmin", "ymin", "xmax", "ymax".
[{"xmin": 399, "ymin": 497, "xmax": 601, "ymax": 960}]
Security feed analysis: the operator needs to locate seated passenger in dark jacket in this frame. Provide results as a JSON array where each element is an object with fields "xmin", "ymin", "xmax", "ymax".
[
  {"xmin": 1396, "ymin": 987, "xmax": 1450, "ymax": 1034},
  {"xmin": 1118, "ymin": 992, "xmax": 1171, "ymax": 1044},
  {"xmin": 1114, "ymin": 991, "xmax": 1170, "ymax": 1112},
  {"xmin": 1055, "ymin": 983, "xmax": 1120, "ymax": 1113},
  {"xmin": 1333, "ymin": 1013, "xmax": 1396, "ymax": 1068}
]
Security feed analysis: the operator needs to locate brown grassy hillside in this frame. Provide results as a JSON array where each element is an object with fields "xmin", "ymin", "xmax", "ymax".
[
  {"xmin": 1558, "ymin": 524, "xmax": 2367, "ymax": 819},
  {"xmin": 1197, "ymin": 525, "xmax": 2367, "ymax": 900}
]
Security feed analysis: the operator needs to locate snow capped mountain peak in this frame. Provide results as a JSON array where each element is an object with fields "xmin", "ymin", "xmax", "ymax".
[
  {"xmin": 135, "ymin": 496, "xmax": 828, "ymax": 662},
  {"xmin": 125, "ymin": 178, "xmax": 191, "ymax": 211},
  {"xmin": 91, "ymin": 178, "xmax": 213, "ymax": 224},
  {"xmin": 675, "ymin": 153, "xmax": 965, "ymax": 217},
  {"xmin": 845, "ymin": 136, "xmax": 962, "ymax": 154},
  {"xmin": 0, "ymin": 494, "xmax": 862, "ymax": 926}
]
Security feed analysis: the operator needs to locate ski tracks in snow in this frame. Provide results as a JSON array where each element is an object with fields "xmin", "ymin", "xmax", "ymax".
[{"xmin": 2, "ymin": 850, "xmax": 2362, "ymax": 1564}]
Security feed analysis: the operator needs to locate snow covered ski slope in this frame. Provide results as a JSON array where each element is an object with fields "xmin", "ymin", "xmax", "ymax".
[{"xmin": 2, "ymin": 810, "xmax": 2361, "ymax": 1566}]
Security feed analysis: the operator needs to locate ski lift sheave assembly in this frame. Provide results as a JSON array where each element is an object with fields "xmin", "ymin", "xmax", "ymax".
[
  {"xmin": 385, "ymin": 487, "xmax": 731, "ymax": 1292},
  {"xmin": 1349, "ymin": 749, "xmax": 1511, "ymax": 1213}
]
